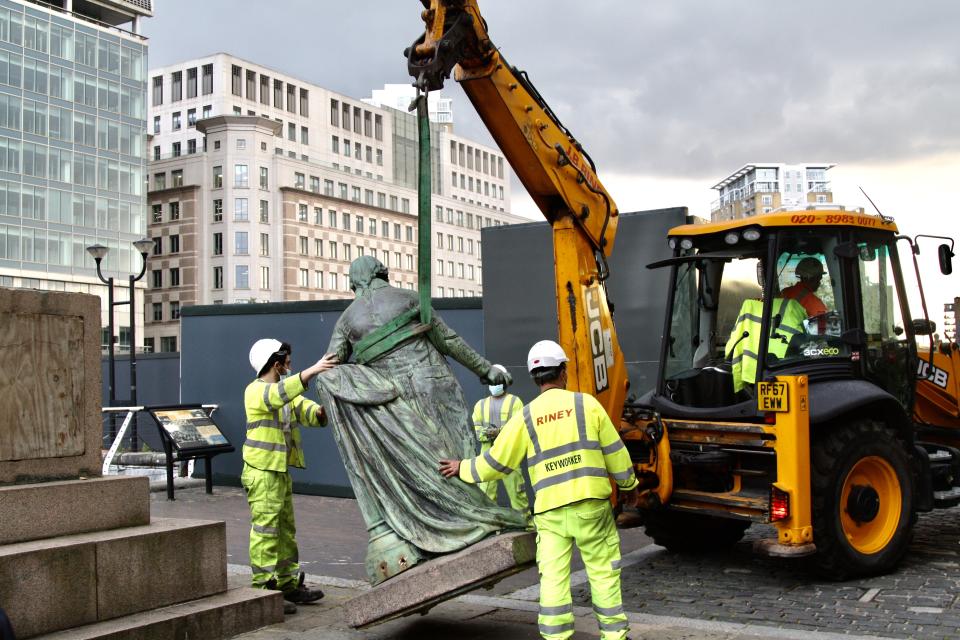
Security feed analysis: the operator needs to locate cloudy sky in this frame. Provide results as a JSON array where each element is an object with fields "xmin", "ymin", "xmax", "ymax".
[{"xmin": 144, "ymin": 0, "xmax": 960, "ymax": 314}]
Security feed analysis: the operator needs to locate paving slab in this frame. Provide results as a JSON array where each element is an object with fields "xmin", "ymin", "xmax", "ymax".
[{"xmin": 344, "ymin": 531, "xmax": 536, "ymax": 628}]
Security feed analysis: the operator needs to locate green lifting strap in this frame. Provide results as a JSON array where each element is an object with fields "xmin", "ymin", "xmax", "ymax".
[
  {"xmin": 352, "ymin": 307, "xmax": 426, "ymax": 365},
  {"xmin": 415, "ymin": 91, "xmax": 432, "ymax": 326}
]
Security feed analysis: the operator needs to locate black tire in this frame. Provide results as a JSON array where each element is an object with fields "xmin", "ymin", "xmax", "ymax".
[
  {"xmin": 810, "ymin": 418, "xmax": 914, "ymax": 580},
  {"xmin": 643, "ymin": 510, "xmax": 750, "ymax": 553}
]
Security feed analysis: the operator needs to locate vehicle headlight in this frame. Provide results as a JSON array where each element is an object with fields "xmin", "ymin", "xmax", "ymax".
[
  {"xmin": 742, "ymin": 227, "xmax": 762, "ymax": 241},
  {"xmin": 679, "ymin": 238, "xmax": 694, "ymax": 250},
  {"xmin": 724, "ymin": 232, "xmax": 740, "ymax": 245}
]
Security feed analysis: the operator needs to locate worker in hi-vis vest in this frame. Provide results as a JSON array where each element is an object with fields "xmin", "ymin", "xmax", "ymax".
[
  {"xmin": 440, "ymin": 340, "xmax": 639, "ymax": 640},
  {"xmin": 471, "ymin": 364, "xmax": 530, "ymax": 523},
  {"xmin": 243, "ymin": 339, "xmax": 337, "ymax": 615}
]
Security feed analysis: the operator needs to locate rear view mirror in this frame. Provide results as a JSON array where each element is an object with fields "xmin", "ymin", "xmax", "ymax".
[
  {"xmin": 939, "ymin": 244, "xmax": 954, "ymax": 275},
  {"xmin": 912, "ymin": 318, "xmax": 936, "ymax": 336}
]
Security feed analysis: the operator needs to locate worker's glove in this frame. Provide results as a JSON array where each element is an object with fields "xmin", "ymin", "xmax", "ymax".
[
  {"xmin": 482, "ymin": 365, "xmax": 512, "ymax": 387},
  {"xmin": 484, "ymin": 427, "xmax": 501, "ymax": 440}
]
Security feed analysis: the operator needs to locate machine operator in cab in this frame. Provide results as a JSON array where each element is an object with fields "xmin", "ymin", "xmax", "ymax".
[{"xmin": 440, "ymin": 340, "xmax": 638, "ymax": 640}]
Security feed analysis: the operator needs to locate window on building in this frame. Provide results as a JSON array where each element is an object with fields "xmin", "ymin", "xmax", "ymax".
[
  {"xmin": 301, "ymin": 126, "xmax": 309, "ymax": 145},
  {"xmin": 171, "ymin": 111, "xmax": 181, "ymax": 131},
  {"xmin": 235, "ymin": 231, "xmax": 248, "ymax": 255},
  {"xmin": 213, "ymin": 265, "xmax": 223, "ymax": 289},
  {"xmin": 170, "ymin": 268, "xmax": 180, "ymax": 287},
  {"xmin": 201, "ymin": 63, "xmax": 213, "ymax": 94},
  {"xmin": 234, "ymin": 198, "xmax": 248, "ymax": 220},
  {"xmin": 383, "ymin": 221, "xmax": 390, "ymax": 237},
  {"xmin": 212, "ymin": 165, "xmax": 223, "ymax": 188},
  {"xmin": 213, "ymin": 199, "xmax": 223, "ymax": 222},
  {"xmin": 273, "ymin": 79, "xmax": 283, "ymax": 107},
  {"xmin": 344, "ymin": 244, "xmax": 352, "ymax": 261},
  {"xmin": 298, "ymin": 204, "xmax": 308, "ymax": 222},
  {"xmin": 310, "ymin": 176, "xmax": 320, "ymax": 192},
  {"xmin": 236, "ymin": 265, "xmax": 249, "ymax": 289},
  {"xmin": 154, "ymin": 173, "xmax": 166, "ymax": 190},
  {"xmin": 329, "ymin": 210, "xmax": 338, "ymax": 228},
  {"xmin": 169, "ymin": 201, "xmax": 181, "ymax": 220},
  {"xmin": 187, "ymin": 139, "xmax": 196, "ymax": 154},
  {"xmin": 213, "ymin": 232, "xmax": 223, "ymax": 255},
  {"xmin": 315, "ymin": 207, "xmax": 323, "ymax": 225},
  {"xmin": 160, "ymin": 336, "xmax": 177, "ymax": 353},
  {"xmin": 234, "ymin": 164, "xmax": 248, "ymax": 187},
  {"xmin": 315, "ymin": 270, "xmax": 323, "ymax": 288},
  {"xmin": 295, "ymin": 172, "xmax": 305, "ymax": 189},
  {"xmin": 152, "ymin": 237, "xmax": 162, "ymax": 255},
  {"xmin": 376, "ymin": 149, "xmax": 383, "ymax": 166},
  {"xmin": 406, "ymin": 225, "xmax": 414, "ymax": 242},
  {"xmin": 152, "ymin": 269, "xmax": 162, "ymax": 288},
  {"xmin": 170, "ymin": 301, "xmax": 181, "ymax": 320},
  {"xmin": 260, "ymin": 233, "xmax": 270, "ymax": 256},
  {"xmin": 231, "ymin": 65, "xmax": 241, "ymax": 95},
  {"xmin": 330, "ymin": 99, "xmax": 339, "ymax": 126},
  {"xmin": 374, "ymin": 114, "xmax": 383, "ymax": 140},
  {"xmin": 151, "ymin": 204, "xmax": 162, "ymax": 223},
  {"xmin": 151, "ymin": 302, "xmax": 163, "ymax": 322},
  {"xmin": 315, "ymin": 238, "xmax": 323, "ymax": 257},
  {"xmin": 259, "ymin": 200, "xmax": 268, "ymax": 223},
  {"xmin": 369, "ymin": 218, "xmax": 377, "ymax": 235},
  {"xmin": 329, "ymin": 241, "xmax": 338, "ymax": 259},
  {"xmin": 152, "ymin": 75, "xmax": 162, "ymax": 105}
]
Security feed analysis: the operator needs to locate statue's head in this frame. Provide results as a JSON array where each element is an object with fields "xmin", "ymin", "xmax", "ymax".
[{"xmin": 349, "ymin": 255, "xmax": 390, "ymax": 295}]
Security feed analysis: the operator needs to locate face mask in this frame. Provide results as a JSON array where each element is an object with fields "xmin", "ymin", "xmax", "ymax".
[
  {"xmin": 278, "ymin": 365, "xmax": 290, "ymax": 379},
  {"xmin": 488, "ymin": 384, "xmax": 504, "ymax": 397}
]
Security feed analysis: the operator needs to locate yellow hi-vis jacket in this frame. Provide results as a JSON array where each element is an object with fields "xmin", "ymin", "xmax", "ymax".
[
  {"xmin": 243, "ymin": 374, "xmax": 326, "ymax": 472},
  {"xmin": 472, "ymin": 393, "xmax": 522, "ymax": 444},
  {"xmin": 458, "ymin": 388, "xmax": 639, "ymax": 514},
  {"xmin": 726, "ymin": 297, "xmax": 807, "ymax": 392}
]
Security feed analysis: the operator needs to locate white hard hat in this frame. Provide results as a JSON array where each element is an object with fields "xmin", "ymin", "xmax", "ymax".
[
  {"xmin": 249, "ymin": 338, "xmax": 283, "ymax": 373},
  {"xmin": 527, "ymin": 340, "xmax": 568, "ymax": 372},
  {"xmin": 491, "ymin": 363, "xmax": 508, "ymax": 375}
]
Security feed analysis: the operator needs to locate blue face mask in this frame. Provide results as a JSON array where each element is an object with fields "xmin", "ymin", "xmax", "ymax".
[{"xmin": 488, "ymin": 384, "xmax": 504, "ymax": 397}]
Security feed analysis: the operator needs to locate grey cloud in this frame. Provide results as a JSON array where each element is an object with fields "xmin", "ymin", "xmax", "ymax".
[{"xmin": 145, "ymin": 1, "xmax": 960, "ymax": 180}]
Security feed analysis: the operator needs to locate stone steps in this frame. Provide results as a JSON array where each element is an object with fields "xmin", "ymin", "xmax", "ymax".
[
  {"xmin": 31, "ymin": 587, "xmax": 282, "ymax": 640},
  {"xmin": 0, "ymin": 518, "xmax": 230, "ymax": 638},
  {"xmin": 0, "ymin": 476, "xmax": 149, "ymax": 545}
]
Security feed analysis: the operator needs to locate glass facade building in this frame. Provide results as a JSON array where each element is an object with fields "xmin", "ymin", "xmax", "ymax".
[{"xmin": 0, "ymin": 0, "xmax": 149, "ymax": 350}]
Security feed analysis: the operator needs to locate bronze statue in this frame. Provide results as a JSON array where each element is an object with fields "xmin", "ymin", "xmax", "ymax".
[{"xmin": 315, "ymin": 256, "xmax": 526, "ymax": 584}]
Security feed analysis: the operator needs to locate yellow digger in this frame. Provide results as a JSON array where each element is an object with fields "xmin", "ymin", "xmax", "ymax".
[{"xmin": 407, "ymin": 0, "xmax": 958, "ymax": 579}]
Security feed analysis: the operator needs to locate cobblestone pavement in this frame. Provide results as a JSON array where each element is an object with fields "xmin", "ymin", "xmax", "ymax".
[
  {"xmin": 155, "ymin": 487, "xmax": 960, "ymax": 638},
  {"xmin": 582, "ymin": 511, "xmax": 960, "ymax": 639}
]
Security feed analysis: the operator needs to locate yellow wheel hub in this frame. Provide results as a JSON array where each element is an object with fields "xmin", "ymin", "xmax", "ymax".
[{"xmin": 840, "ymin": 456, "xmax": 901, "ymax": 555}]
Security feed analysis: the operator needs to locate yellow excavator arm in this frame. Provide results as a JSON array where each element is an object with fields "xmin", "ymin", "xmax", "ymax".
[{"xmin": 407, "ymin": 0, "xmax": 628, "ymax": 419}]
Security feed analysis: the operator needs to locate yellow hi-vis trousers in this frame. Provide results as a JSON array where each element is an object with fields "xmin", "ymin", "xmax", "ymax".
[
  {"xmin": 534, "ymin": 499, "xmax": 629, "ymax": 640},
  {"xmin": 241, "ymin": 464, "xmax": 300, "ymax": 590},
  {"xmin": 479, "ymin": 442, "xmax": 531, "ymax": 516}
]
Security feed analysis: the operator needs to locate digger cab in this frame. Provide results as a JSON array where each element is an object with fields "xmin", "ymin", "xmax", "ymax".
[{"xmin": 647, "ymin": 210, "xmax": 920, "ymax": 420}]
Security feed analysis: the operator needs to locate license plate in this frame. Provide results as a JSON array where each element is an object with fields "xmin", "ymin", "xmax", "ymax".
[{"xmin": 757, "ymin": 381, "xmax": 789, "ymax": 412}]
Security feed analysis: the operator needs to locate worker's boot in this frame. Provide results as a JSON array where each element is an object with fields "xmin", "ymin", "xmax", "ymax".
[{"xmin": 282, "ymin": 572, "xmax": 324, "ymax": 604}]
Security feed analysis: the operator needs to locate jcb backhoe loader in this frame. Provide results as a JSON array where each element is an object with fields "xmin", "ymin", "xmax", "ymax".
[{"xmin": 407, "ymin": 0, "xmax": 959, "ymax": 579}]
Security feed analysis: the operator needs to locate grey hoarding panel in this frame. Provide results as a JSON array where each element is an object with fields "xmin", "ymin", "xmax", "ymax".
[
  {"xmin": 101, "ymin": 353, "xmax": 181, "ymax": 451},
  {"xmin": 481, "ymin": 208, "xmax": 688, "ymax": 404},
  {"xmin": 180, "ymin": 298, "xmax": 488, "ymax": 496}
]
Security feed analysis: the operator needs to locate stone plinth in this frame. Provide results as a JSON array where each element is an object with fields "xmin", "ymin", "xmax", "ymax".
[
  {"xmin": 0, "ymin": 288, "xmax": 101, "ymax": 484},
  {"xmin": 345, "ymin": 531, "xmax": 536, "ymax": 628},
  {"xmin": 0, "ymin": 476, "xmax": 149, "ymax": 545}
]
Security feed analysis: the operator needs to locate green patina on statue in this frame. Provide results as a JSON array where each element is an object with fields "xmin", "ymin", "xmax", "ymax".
[{"xmin": 315, "ymin": 256, "xmax": 526, "ymax": 585}]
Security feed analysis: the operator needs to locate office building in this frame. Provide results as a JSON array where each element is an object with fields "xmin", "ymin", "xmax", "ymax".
[
  {"xmin": 145, "ymin": 54, "xmax": 523, "ymax": 352},
  {"xmin": 711, "ymin": 163, "xmax": 835, "ymax": 221},
  {"xmin": 0, "ymin": 0, "xmax": 151, "ymax": 351}
]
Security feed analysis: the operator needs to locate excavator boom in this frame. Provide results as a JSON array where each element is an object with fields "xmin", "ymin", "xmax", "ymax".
[{"xmin": 407, "ymin": 0, "xmax": 628, "ymax": 418}]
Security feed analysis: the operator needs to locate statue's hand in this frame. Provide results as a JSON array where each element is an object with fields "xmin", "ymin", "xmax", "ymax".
[{"xmin": 482, "ymin": 366, "xmax": 512, "ymax": 387}]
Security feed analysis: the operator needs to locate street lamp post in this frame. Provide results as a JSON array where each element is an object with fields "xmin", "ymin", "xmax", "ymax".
[{"xmin": 88, "ymin": 239, "xmax": 154, "ymax": 451}]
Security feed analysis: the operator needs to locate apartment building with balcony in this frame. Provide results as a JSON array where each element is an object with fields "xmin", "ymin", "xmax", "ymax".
[
  {"xmin": 0, "ymin": 0, "xmax": 151, "ymax": 351},
  {"xmin": 711, "ymin": 163, "xmax": 835, "ymax": 221},
  {"xmin": 145, "ymin": 54, "xmax": 523, "ymax": 352}
]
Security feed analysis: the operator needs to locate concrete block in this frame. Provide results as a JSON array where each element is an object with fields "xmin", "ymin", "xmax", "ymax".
[
  {"xmin": 0, "ymin": 518, "xmax": 227, "ymax": 637},
  {"xmin": 0, "ymin": 540, "xmax": 97, "ymax": 638},
  {"xmin": 0, "ymin": 289, "xmax": 101, "ymax": 484},
  {"xmin": 31, "ymin": 588, "xmax": 283, "ymax": 640},
  {"xmin": 96, "ymin": 518, "xmax": 228, "ymax": 620},
  {"xmin": 345, "ymin": 530, "xmax": 536, "ymax": 628},
  {"xmin": 0, "ymin": 476, "xmax": 150, "ymax": 545}
]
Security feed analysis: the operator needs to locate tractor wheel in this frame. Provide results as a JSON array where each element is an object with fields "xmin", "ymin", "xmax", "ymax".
[
  {"xmin": 810, "ymin": 418, "xmax": 914, "ymax": 579},
  {"xmin": 643, "ymin": 510, "xmax": 750, "ymax": 553}
]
